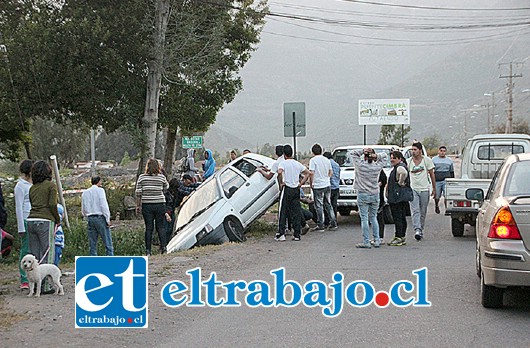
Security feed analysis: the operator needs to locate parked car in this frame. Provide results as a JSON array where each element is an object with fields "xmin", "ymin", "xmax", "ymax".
[
  {"xmin": 166, "ymin": 153, "xmax": 279, "ymax": 252},
  {"xmin": 466, "ymin": 152, "xmax": 530, "ymax": 308}
]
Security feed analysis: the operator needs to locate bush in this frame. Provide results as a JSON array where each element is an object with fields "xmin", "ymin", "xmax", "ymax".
[{"xmin": 61, "ymin": 218, "xmax": 145, "ymax": 261}]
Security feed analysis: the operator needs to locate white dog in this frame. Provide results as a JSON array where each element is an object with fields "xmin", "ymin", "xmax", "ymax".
[{"xmin": 20, "ymin": 254, "xmax": 64, "ymax": 297}]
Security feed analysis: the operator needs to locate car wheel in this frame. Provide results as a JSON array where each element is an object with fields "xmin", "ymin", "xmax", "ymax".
[
  {"xmin": 451, "ymin": 218, "xmax": 465, "ymax": 237},
  {"xmin": 338, "ymin": 208, "xmax": 351, "ymax": 216},
  {"xmin": 383, "ymin": 205, "xmax": 394, "ymax": 224},
  {"xmin": 481, "ymin": 271, "xmax": 504, "ymax": 308},
  {"xmin": 224, "ymin": 217, "xmax": 246, "ymax": 243}
]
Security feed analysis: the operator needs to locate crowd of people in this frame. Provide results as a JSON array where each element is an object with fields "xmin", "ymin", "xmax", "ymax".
[
  {"xmin": 1, "ymin": 143, "xmax": 454, "ymax": 294},
  {"xmin": 1, "ymin": 149, "xmax": 218, "ymax": 295},
  {"xmin": 258, "ymin": 142, "xmax": 454, "ymax": 249}
]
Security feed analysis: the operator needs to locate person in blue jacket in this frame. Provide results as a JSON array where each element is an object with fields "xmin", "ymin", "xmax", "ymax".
[{"xmin": 202, "ymin": 149, "xmax": 216, "ymax": 180}]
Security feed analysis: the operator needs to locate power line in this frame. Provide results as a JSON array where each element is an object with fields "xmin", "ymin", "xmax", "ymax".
[
  {"xmin": 271, "ymin": 1, "xmax": 530, "ymax": 21},
  {"xmin": 333, "ymin": 0, "xmax": 530, "ymax": 12},
  {"xmin": 262, "ymin": 27, "xmax": 530, "ymax": 47},
  {"xmin": 268, "ymin": 17, "xmax": 530, "ymax": 44}
]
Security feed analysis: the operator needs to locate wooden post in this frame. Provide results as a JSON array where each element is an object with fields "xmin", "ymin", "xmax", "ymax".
[{"xmin": 50, "ymin": 155, "xmax": 70, "ymax": 229}]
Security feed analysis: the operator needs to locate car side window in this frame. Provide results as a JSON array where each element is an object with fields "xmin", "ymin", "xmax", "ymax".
[
  {"xmin": 220, "ymin": 168, "xmax": 246, "ymax": 199},
  {"xmin": 485, "ymin": 164, "xmax": 503, "ymax": 201},
  {"xmin": 505, "ymin": 161, "xmax": 530, "ymax": 196},
  {"xmin": 233, "ymin": 159, "xmax": 257, "ymax": 178}
]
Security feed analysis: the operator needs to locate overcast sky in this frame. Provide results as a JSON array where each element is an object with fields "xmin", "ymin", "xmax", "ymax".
[{"xmin": 209, "ymin": 0, "xmax": 530, "ymax": 152}]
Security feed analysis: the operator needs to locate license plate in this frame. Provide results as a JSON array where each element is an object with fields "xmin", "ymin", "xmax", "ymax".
[{"xmin": 340, "ymin": 189, "xmax": 356, "ymax": 195}]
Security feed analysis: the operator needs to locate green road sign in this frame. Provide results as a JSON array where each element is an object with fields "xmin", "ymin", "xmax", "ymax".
[{"xmin": 182, "ymin": 136, "xmax": 203, "ymax": 149}]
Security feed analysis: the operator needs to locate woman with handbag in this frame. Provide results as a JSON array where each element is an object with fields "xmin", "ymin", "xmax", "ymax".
[{"xmin": 386, "ymin": 151, "xmax": 412, "ymax": 246}]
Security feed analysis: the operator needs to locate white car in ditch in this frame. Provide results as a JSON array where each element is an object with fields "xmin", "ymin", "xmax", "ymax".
[{"xmin": 166, "ymin": 153, "xmax": 279, "ymax": 252}]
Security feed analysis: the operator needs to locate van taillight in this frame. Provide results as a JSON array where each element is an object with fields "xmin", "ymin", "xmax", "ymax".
[
  {"xmin": 488, "ymin": 206, "xmax": 522, "ymax": 240},
  {"xmin": 455, "ymin": 200, "xmax": 472, "ymax": 207}
]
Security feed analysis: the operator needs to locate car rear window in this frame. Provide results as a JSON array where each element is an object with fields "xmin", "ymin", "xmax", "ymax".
[
  {"xmin": 505, "ymin": 161, "xmax": 530, "ymax": 196},
  {"xmin": 477, "ymin": 144, "xmax": 525, "ymax": 160}
]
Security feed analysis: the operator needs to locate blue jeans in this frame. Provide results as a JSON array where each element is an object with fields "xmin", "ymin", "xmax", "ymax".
[
  {"xmin": 87, "ymin": 215, "xmax": 114, "ymax": 256},
  {"xmin": 313, "ymin": 186, "xmax": 337, "ymax": 228},
  {"xmin": 357, "ymin": 192, "xmax": 380, "ymax": 244}
]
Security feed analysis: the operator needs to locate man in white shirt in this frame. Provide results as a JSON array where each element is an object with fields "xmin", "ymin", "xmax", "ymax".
[
  {"xmin": 309, "ymin": 144, "xmax": 337, "ymax": 231},
  {"xmin": 277, "ymin": 145, "xmax": 310, "ymax": 241},
  {"xmin": 81, "ymin": 176, "xmax": 114, "ymax": 255},
  {"xmin": 406, "ymin": 142, "xmax": 436, "ymax": 241}
]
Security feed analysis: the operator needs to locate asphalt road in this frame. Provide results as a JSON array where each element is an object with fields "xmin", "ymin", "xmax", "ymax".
[
  {"xmin": 149, "ymin": 200, "xmax": 530, "ymax": 347},
  {"xmin": 9, "ymin": 199, "xmax": 529, "ymax": 347}
]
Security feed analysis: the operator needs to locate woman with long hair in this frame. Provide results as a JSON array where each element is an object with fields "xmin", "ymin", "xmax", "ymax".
[
  {"xmin": 136, "ymin": 158, "xmax": 169, "ymax": 256},
  {"xmin": 26, "ymin": 160, "xmax": 60, "ymax": 293}
]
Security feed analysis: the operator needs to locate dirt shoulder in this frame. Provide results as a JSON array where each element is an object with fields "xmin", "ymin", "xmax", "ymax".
[{"xmin": 0, "ymin": 214, "xmax": 280, "ymax": 344}]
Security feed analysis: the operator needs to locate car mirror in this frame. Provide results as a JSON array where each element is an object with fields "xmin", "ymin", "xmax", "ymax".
[{"xmin": 465, "ymin": 188, "xmax": 484, "ymax": 202}]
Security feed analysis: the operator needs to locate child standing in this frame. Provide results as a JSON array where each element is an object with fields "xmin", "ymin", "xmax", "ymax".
[{"xmin": 54, "ymin": 204, "xmax": 65, "ymax": 266}]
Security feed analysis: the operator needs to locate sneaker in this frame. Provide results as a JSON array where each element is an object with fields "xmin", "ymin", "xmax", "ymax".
[
  {"xmin": 373, "ymin": 241, "xmax": 381, "ymax": 248},
  {"xmin": 309, "ymin": 226, "xmax": 325, "ymax": 232},
  {"xmin": 435, "ymin": 205, "xmax": 440, "ymax": 214},
  {"xmin": 355, "ymin": 243, "xmax": 372, "ymax": 249},
  {"xmin": 301, "ymin": 226, "xmax": 310, "ymax": 235},
  {"xmin": 20, "ymin": 282, "xmax": 29, "ymax": 290},
  {"xmin": 292, "ymin": 237, "xmax": 300, "ymax": 241},
  {"xmin": 327, "ymin": 224, "xmax": 338, "ymax": 231},
  {"xmin": 389, "ymin": 237, "xmax": 406, "ymax": 246},
  {"xmin": 275, "ymin": 235, "xmax": 286, "ymax": 241},
  {"xmin": 414, "ymin": 231, "xmax": 423, "ymax": 241}
]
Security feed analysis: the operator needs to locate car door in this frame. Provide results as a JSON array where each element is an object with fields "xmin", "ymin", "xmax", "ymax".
[
  {"xmin": 235, "ymin": 158, "xmax": 278, "ymax": 223},
  {"xmin": 477, "ymin": 165, "xmax": 504, "ymax": 250},
  {"xmin": 504, "ymin": 160, "xmax": 530, "ymax": 250}
]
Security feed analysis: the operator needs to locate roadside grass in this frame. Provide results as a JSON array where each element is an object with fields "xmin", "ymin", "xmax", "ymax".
[{"xmin": 246, "ymin": 219, "xmax": 276, "ymax": 239}]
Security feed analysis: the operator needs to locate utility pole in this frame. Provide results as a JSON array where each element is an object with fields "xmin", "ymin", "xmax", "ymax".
[
  {"xmin": 484, "ymin": 92, "xmax": 495, "ymax": 133},
  {"xmin": 499, "ymin": 62, "xmax": 523, "ymax": 134}
]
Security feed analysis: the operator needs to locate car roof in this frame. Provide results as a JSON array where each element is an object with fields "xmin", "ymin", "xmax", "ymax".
[
  {"xmin": 509, "ymin": 152, "xmax": 530, "ymax": 162},
  {"xmin": 469, "ymin": 133, "xmax": 530, "ymax": 141}
]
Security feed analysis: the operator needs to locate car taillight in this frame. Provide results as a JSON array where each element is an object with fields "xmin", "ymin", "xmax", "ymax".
[
  {"xmin": 488, "ymin": 206, "xmax": 522, "ymax": 240},
  {"xmin": 454, "ymin": 200, "xmax": 472, "ymax": 207}
]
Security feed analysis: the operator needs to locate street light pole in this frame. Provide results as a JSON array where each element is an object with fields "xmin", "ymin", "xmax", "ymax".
[{"xmin": 484, "ymin": 92, "xmax": 495, "ymax": 133}]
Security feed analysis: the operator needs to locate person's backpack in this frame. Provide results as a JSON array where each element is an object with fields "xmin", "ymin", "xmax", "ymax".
[{"xmin": 177, "ymin": 156, "xmax": 189, "ymax": 173}]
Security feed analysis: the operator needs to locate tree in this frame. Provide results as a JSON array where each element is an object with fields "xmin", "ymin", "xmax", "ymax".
[
  {"xmin": 30, "ymin": 118, "xmax": 87, "ymax": 167},
  {"xmin": 378, "ymin": 125, "xmax": 411, "ymax": 147},
  {"xmin": 0, "ymin": 0, "xmax": 151, "ymax": 161},
  {"xmin": 492, "ymin": 118, "xmax": 529, "ymax": 135},
  {"xmin": 158, "ymin": 0, "xmax": 267, "ymax": 173},
  {"xmin": 422, "ymin": 133, "xmax": 442, "ymax": 156}
]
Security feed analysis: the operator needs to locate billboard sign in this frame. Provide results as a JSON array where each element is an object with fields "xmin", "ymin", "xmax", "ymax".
[{"xmin": 358, "ymin": 99, "xmax": 410, "ymax": 125}]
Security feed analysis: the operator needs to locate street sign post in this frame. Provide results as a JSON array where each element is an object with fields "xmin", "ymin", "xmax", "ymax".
[
  {"xmin": 283, "ymin": 102, "xmax": 306, "ymax": 158},
  {"xmin": 182, "ymin": 136, "xmax": 203, "ymax": 149}
]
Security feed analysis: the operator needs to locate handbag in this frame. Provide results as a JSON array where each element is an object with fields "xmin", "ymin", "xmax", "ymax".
[{"xmin": 396, "ymin": 185, "xmax": 414, "ymax": 203}]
